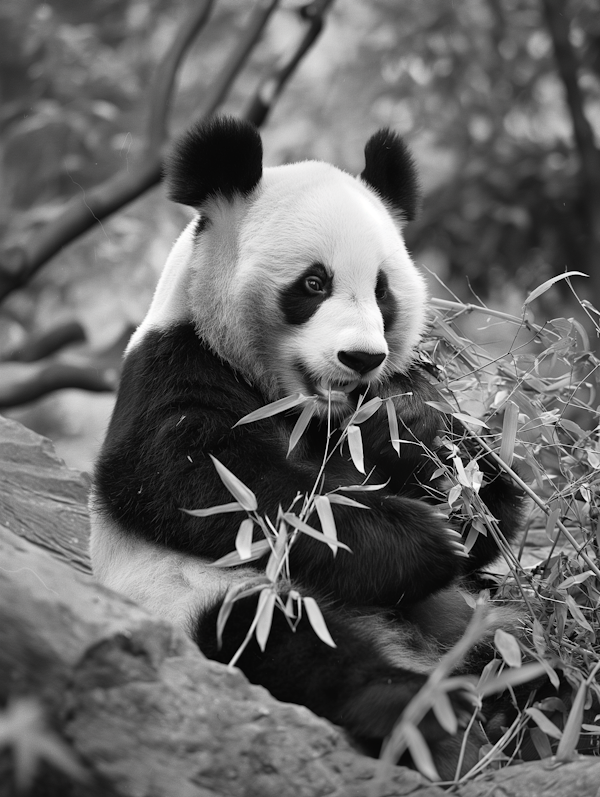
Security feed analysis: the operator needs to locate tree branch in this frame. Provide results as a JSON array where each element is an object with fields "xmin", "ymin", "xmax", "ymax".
[
  {"xmin": 541, "ymin": 0, "xmax": 600, "ymax": 308},
  {"xmin": 1, "ymin": 321, "xmax": 86, "ymax": 363},
  {"xmin": 0, "ymin": 0, "xmax": 283, "ymax": 304},
  {"xmin": 0, "ymin": 361, "xmax": 118, "ymax": 409},
  {"xmin": 147, "ymin": 0, "xmax": 216, "ymax": 152},
  {"xmin": 244, "ymin": 0, "xmax": 336, "ymax": 127}
]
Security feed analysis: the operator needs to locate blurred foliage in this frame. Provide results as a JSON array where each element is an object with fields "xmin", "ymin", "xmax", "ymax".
[{"xmin": 1, "ymin": 0, "xmax": 600, "ymax": 468}]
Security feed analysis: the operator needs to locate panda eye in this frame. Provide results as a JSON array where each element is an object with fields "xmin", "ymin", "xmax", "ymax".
[
  {"xmin": 304, "ymin": 276, "xmax": 325, "ymax": 295},
  {"xmin": 375, "ymin": 286, "xmax": 388, "ymax": 301}
]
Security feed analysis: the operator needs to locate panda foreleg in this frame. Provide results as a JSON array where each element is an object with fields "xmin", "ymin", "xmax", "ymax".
[{"xmin": 193, "ymin": 588, "xmax": 479, "ymax": 764}]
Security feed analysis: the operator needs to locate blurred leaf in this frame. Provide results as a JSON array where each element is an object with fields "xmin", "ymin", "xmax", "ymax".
[
  {"xmin": 524, "ymin": 272, "xmax": 588, "ymax": 305},
  {"xmin": 556, "ymin": 681, "xmax": 587, "ymax": 761},
  {"xmin": 494, "ymin": 629, "xmax": 522, "ymax": 667}
]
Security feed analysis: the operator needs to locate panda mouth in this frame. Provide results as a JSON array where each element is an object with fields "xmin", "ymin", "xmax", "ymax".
[{"xmin": 314, "ymin": 378, "xmax": 361, "ymax": 402}]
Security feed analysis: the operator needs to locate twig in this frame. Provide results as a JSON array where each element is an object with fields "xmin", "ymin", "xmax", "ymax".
[
  {"xmin": 200, "ymin": 0, "xmax": 281, "ymax": 118},
  {"xmin": 244, "ymin": 0, "xmax": 335, "ymax": 127},
  {"xmin": 147, "ymin": 0, "xmax": 216, "ymax": 151}
]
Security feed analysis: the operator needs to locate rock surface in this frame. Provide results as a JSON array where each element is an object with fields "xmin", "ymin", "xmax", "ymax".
[{"xmin": 0, "ymin": 414, "xmax": 599, "ymax": 796}]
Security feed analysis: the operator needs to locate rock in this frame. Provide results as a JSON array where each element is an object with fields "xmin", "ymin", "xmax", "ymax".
[{"xmin": 0, "ymin": 416, "xmax": 91, "ymax": 573}]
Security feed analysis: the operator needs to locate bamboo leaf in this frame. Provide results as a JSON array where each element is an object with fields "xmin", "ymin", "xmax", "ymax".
[
  {"xmin": 558, "ymin": 571, "xmax": 596, "ymax": 591},
  {"xmin": 255, "ymin": 589, "xmax": 276, "ymax": 652},
  {"xmin": 209, "ymin": 539, "xmax": 271, "ymax": 567},
  {"xmin": 287, "ymin": 399, "xmax": 317, "ymax": 456},
  {"xmin": 386, "ymin": 397, "xmax": 400, "ymax": 455},
  {"xmin": 403, "ymin": 723, "xmax": 440, "ymax": 782},
  {"xmin": 545, "ymin": 504, "xmax": 561, "ymax": 543},
  {"xmin": 524, "ymin": 271, "xmax": 587, "ymax": 306},
  {"xmin": 235, "ymin": 518, "xmax": 254, "ymax": 560},
  {"xmin": 233, "ymin": 393, "xmax": 309, "ymax": 426},
  {"xmin": 525, "ymin": 708, "xmax": 563, "ymax": 740},
  {"xmin": 532, "ymin": 618, "xmax": 546, "ymax": 656},
  {"xmin": 478, "ymin": 662, "xmax": 547, "ymax": 697},
  {"xmin": 494, "ymin": 629, "xmax": 522, "ymax": 668},
  {"xmin": 555, "ymin": 681, "xmax": 587, "ymax": 761},
  {"xmin": 282, "ymin": 513, "xmax": 352, "ymax": 552},
  {"xmin": 315, "ymin": 495, "xmax": 338, "ymax": 555},
  {"xmin": 499, "ymin": 400, "xmax": 519, "ymax": 467},
  {"xmin": 452, "ymin": 411, "xmax": 489, "ymax": 429},
  {"xmin": 209, "ymin": 455, "xmax": 257, "ymax": 511},
  {"xmin": 338, "ymin": 482, "xmax": 388, "ymax": 492},
  {"xmin": 564, "ymin": 594, "xmax": 593, "ymax": 632},
  {"xmin": 432, "ymin": 691, "xmax": 458, "ymax": 735},
  {"xmin": 347, "ymin": 424, "xmax": 365, "ymax": 473},
  {"xmin": 182, "ymin": 501, "xmax": 243, "ymax": 517},
  {"xmin": 352, "ymin": 396, "xmax": 383, "ymax": 424},
  {"xmin": 304, "ymin": 596, "xmax": 336, "ymax": 647},
  {"xmin": 327, "ymin": 494, "xmax": 369, "ymax": 509},
  {"xmin": 529, "ymin": 727, "xmax": 554, "ymax": 759}
]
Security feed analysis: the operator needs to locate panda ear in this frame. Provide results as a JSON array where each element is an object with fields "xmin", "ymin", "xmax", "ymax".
[
  {"xmin": 360, "ymin": 129, "xmax": 421, "ymax": 223},
  {"xmin": 165, "ymin": 116, "xmax": 263, "ymax": 207}
]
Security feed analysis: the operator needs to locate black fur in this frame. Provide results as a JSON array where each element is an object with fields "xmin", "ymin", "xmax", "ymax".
[
  {"xmin": 375, "ymin": 270, "xmax": 397, "ymax": 332},
  {"xmin": 361, "ymin": 129, "xmax": 421, "ymax": 222},
  {"xmin": 166, "ymin": 117, "xmax": 263, "ymax": 207}
]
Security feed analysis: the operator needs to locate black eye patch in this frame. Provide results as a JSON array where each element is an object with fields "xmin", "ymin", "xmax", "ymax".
[
  {"xmin": 376, "ymin": 271, "xmax": 397, "ymax": 332},
  {"xmin": 279, "ymin": 263, "xmax": 332, "ymax": 325}
]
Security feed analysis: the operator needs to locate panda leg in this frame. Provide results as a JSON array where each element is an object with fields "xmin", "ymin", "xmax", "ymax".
[{"xmin": 193, "ymin": 590, "xmax": 482, "ymax": 775}]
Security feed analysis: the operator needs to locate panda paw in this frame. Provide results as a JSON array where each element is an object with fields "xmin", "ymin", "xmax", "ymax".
[{"xmin": 340, "ymin": 676, "xmax": 480, "ymax": 745}]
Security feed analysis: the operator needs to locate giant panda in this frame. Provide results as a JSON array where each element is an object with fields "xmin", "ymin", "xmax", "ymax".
[{"xmin": 90, "ymin": 116, "xmax": 524, "ymax": 778}]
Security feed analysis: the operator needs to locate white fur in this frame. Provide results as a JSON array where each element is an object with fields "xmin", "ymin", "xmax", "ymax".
[
  {"xmin": 126, "ymin": 220, "xmax": 197, "ymax": 353},
  {"xmin": 89, "ymin": 495, "xmax": 257, "ymax": 630}
]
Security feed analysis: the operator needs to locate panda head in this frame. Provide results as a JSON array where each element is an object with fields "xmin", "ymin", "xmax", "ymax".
[{"xmin": 163, "ymin": 116, "xmax": 428, "ymax": 417}]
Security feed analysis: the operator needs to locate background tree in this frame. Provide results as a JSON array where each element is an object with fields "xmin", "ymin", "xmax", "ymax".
[{"xmin": 0, "ymin": 0, "xmax": 598, "ymax": 469}]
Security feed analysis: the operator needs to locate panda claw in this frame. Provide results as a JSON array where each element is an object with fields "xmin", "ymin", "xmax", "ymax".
[
  {"xmin": 450, "ymin": 540, "xmax": 469, "ymax": 558},
  {"xmin": 444, "ymin": 528, "xmax": 463, "ymax": 540}
]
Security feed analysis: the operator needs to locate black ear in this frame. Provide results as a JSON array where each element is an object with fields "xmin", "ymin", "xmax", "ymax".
[
  {"xmin": 360, "ymin": 129, "xmax": 420, "ymax": 222},
  {"xmin": 165, "ymin": 116, "xmax": 263, "ymax": 207}
]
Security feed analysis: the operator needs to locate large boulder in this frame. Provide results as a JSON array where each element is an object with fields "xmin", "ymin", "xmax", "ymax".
[{"xmin": 1, "ymin": 415, "xmax": 599, "ymax": 796}]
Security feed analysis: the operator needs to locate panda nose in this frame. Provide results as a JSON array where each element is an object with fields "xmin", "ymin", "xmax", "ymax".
[{"xmin": 337, "ymin": 350, "xmax": 386, "ymax": 375}]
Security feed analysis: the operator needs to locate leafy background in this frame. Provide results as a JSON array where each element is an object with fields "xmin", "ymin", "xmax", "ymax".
[{"xmin": 1, "ymin": 0, "xmax": 599, "ymax": 472}]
